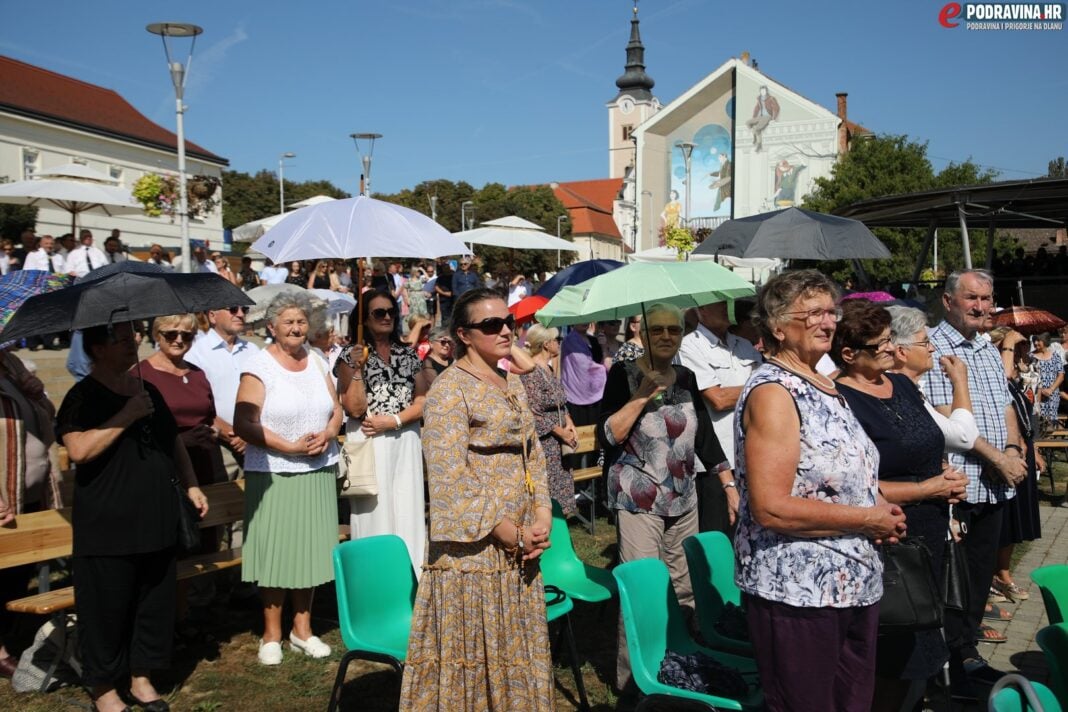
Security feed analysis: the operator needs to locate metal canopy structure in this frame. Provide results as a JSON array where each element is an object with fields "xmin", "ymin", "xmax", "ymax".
[{"xmin": 835, "ymin": 177, "xmax": 1068, "ymax": 282}]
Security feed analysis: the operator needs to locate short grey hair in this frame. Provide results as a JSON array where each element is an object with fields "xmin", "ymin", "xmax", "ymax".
[
  {"xmin": 886, "ymin": 306, "xmax": 928, "ymax": 344},
  {"xmin": 428, "ymin": 326, "xmax": 450, "ymax": 342},
  {"xmin": 264, "ymin": 291, "xmax": 315, "ymax": 328},
  {"xmin": 944, "ymin": 269, "xmax": 993, "ymax": 296},
  {"xmin": 753, "ymin": 270, "xmax": 840, "ymax": 355},
  {"xmin": 644, "ymin": 302, "xmax": 684, "ymax": 327}
]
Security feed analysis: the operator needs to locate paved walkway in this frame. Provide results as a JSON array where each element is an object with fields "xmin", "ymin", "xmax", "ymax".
[{"xmin": 983, "ymin": 502, "xmax": 1068, "ymax": 683}]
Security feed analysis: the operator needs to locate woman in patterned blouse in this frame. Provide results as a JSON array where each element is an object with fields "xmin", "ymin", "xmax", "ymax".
[
  {"xmin": 334, "ymin": 289, "xmax": 427, "ymax": 573},
  {"xmin": 735, "ymin": 270, "xmax": 907, "ymax": 712}
]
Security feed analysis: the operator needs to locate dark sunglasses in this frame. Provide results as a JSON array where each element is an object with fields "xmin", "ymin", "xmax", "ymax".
[
  {"xmin": 463, "ymin": 314, "xmax": 515, "ymax": 334},
  {"xmin": 436, "ymin": 338, "xmax": 454, "ymax": 346},
  {"xmin": 370, "ymin": 307, "xmax": 398, "ymax": 320},
  {"xmin": 159, "ymin": 330, "xmax": 195, "ymax": 342},
  {"xmin": 227, "ymin": 305, "xmax": 250, "ymax": 315}
]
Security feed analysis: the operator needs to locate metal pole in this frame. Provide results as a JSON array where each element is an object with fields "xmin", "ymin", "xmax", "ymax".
[
  {"xmin": 557, "ymin": 215, "xmax": 568, "ymax": 269},
  {"xmin": 957, "ymin": 200, "xmax": 972, "ymax": 270},
  {"xmin": 279, "ymin": 157, "xmax": 285, "ymax": 214},
  {"xmin": 175, "ymin": 91, "xmax": 190, "ymax": 273},
  {"xmin": 910, "ymin": 219, "xmax": 938, "ymax": 288},
  {"xmin": 1017, "ymin": 280, "xmax": 1026, "ymax": 307}
]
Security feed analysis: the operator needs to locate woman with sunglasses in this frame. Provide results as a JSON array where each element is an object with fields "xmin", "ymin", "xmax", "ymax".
[
  {"xmin": 401, "ymin": 288, "xmax": 553, "ymax": 711},
  {"xmin": 832, "ymin": 300, "xmax": 969, "ymax": 710},
  {"xmin": 56, "ymin": 322, "xmax": 208, "ymax": 712},
  {"xmin": 422, "ymin": 326, "xmax": 454, "ymax": 381},
  {"xmin": 735, "ymin": 271, "xmax": 905, "ymax": 712},
  {"xmin": 306, "ymin": 260, "xmax": 338, "ymax": 291},
  {"xmin": 335, "ymin": 289, "xmax": 427, "ymax": 573},
  {"xmin": 138, "ymin": 315, "xmax": 227, "ymax": 551},
  {"xmin": 598, "ymin": 302, "xmax": 726, "ymax": 693}
]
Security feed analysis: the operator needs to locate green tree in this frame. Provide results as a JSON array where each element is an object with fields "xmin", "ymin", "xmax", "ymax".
[
  {"xmin": 1049, "ymin": 156, "xmax": 1067, "ymax": 178},
  {"xmin": 0, "ymin": 177, "xmax": 38, "ymax": 239},
  {"xmin": 221, "ymin": 169, "xmax": 348, "ymax": 232},
  {"xmin": 802, "ymin": 135, "xmax": 1011, "ymax": 284}
]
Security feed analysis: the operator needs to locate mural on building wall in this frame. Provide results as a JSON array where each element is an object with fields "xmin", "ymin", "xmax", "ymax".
[
  {"xmin": 745, "ymin": 86, "xmax": 780, "ymax": 153},
  {"xmin": 667, "ymin": 87, "xmax": 735, "ymax": 220},
  {"xmin": 772, "ymin": 159, "xmax": 806, "ymax": 207}
]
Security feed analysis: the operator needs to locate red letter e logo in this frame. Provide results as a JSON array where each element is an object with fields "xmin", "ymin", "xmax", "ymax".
[{"xmin": 939, "ymin": 2, "xmax": 962, "ymax": 27}]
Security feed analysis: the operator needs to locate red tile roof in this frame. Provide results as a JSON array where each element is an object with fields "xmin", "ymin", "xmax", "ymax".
[
  {"xmin": 0, "ymin": 56, "xmax": 227, "ymax": 165},
  {"xmin": 552, "ymin": 178, "xmax": 623, "ymax": 241}
]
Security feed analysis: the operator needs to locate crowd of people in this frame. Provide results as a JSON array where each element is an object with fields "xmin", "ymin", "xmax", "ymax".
[{"xmin": 1, "ymin": 256, "xmax": 1067, "ymax": 711}]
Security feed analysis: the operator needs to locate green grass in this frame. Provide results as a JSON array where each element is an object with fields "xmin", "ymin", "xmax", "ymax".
[{"xmin": 0, "ymin": 511, "xmax": 623, "ymax": 711}]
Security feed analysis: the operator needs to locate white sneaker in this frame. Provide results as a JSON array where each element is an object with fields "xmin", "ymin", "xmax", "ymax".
[
  {"xmin": 289, "ymin": 632, "xmax": 331, "ymax": 658},
  {"xmin": 258, "ymin": 639, "xmax": 283, "ymax": 665}
]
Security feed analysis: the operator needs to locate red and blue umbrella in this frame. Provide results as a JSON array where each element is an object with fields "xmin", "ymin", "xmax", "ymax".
[{"xmin": 0, "ymin": 269, "xmax": 73, "ymax": 346}]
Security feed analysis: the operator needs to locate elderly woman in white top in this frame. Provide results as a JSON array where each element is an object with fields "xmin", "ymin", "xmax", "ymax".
[
  {"xmin": 234, "ymin": 292, "xmax": 342, "ymax": 667},
  {"xmin": 886, "ymin": 306, "xmax": 979, "ymax": 452},
  {"xmin": 735, "ymin": 270, "xmax": 907, "ymax": 712}
]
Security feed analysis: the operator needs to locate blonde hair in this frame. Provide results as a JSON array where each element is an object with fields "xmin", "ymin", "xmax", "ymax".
[
  {"xmin": 524, "ymin": 324, "xmax": 559, "ymax": 356},
  {"xmin": 151, "ymin": 314, "xmax": 197, "ymax": 342}
]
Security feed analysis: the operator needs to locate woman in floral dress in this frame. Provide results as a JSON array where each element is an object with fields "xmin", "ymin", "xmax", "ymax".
[
  {"xmin": 521, "ymin": 324, "xmax": 578, "ymax": 515},
  {"xmin": 405, "ymin": 267, "xmax": 429, "ymax": 319},
  {"xmin": 400, "ymin": 288, "xmax": 554, "ymax": 711},
  {"xmin": 1032, "ymin": 332, "xmax": 1064, "ymax": 425}
]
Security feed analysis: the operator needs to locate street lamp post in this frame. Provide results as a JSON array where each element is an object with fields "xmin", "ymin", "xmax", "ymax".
[
  {"xmin": 556, "ymin": 214, "xmax": 568, "ymax": 268},
  {"xmin": 461, "ymin": 201, "xmax": 474, "ymax": 231},
  {"xmin": 675, "ymin": 141, "xmax": 696, "ymax": 229},
  {"xmin": 278, "ymin": 152, "xmax": 295, "ymax": 213},
  {"xmin": 147, "ymin": 22, "xmax": 203, "ymax": 274},
  {"xmin": 350, "ymin": 133, "xmax": 383, "ymax": 196}
]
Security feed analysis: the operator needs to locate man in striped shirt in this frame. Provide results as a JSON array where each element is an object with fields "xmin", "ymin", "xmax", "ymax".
[{"xmin": 922, "ymin": 269, "xmax": 1026, "ymax": 699}]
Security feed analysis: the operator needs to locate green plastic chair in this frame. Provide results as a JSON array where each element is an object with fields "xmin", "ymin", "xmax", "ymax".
[
  {"xmin": 613, "ymin": 557, "xmax": 763, "ymax": 711},
  {"xmin": 1032, "ymin": 564, "xmax": 1068, "ymax": 624},
  {"xmin": 540, "ymin": 500, "xmax": 617, "ymax": 604},
  {"xmin": 1036, "ymin": 623, "xmax": 1068, "ymax": 708},
  {"xmin": 682, "ymin": 532, "xmax": 753, "ymax": 656},
  {"xmin": 544, "ymin": 584, "xmax": 590, "ymax": 711},
  {"xmin": 328, "ymin": 535, "xmax": 417, "ymax": 712},
  {"xmin": 987, "ymin": 673, "xmax": 1063, "ymax": 712}
]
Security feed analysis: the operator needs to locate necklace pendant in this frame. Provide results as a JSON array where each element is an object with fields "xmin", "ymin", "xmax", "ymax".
[{"xmin": 182, "ymin": 375, "xmax": 189, "ymax": 384}]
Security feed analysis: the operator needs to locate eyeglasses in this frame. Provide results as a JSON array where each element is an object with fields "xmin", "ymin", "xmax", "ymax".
[
  {"xmin": 852, "ymin": 337, "xmax": 893, "ymax": 352},
  {"xmin": 227, "ymin": 306, "xmax": 250, "ymax": 315},
  {"xmin": 436, "ymin": 338, "xmax": 454, "ymax": 346},
  {"xmin": 896, "ymin": 338, "xmax": 931, "ymax": 349},
  {"xmin": 463, "ymin": 314, "xmax": 515, "ymax": 334},
  {"xmin": 370, "ymin": 307, "xmax": 398, "ymax": 320},
  {"xmin": 554, "ymin": 336, "xmax": 563, "ymax": 343},
  {"xmin": 646, "ymin": 325, "xmax": 683, "ymax": 337},
  {"xmin": 159, "ymin": 330, "xmax": 195, "ymax": 342},
  {"xmin": 784, "ymin": 307, "xmax": 843, "ymax": 326}
]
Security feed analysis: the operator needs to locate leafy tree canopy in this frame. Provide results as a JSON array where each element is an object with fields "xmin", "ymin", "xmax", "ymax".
[
  {"xmin": 221, "ymin": 169, "xmax": 349, "ymax": 231},
  {"xmin": 0, "ymin": 177, "xmax": 38, "ymax": 240},
  {"xmin": 1049, "ymin": 156, "xmax": 1067, "ymax": 178},
  {"xmin": 802, "ymin": 134, "xmax": 1012, "ymax": 285}
]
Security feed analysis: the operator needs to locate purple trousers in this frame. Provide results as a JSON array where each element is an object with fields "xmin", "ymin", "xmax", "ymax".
[{"xmin": 746, "ymin": 594, "xmax": 879, "ymax": 712}]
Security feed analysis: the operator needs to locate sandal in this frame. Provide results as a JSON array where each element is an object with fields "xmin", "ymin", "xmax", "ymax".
[
  {"xmin": 979, "ymin": 624, "xmax": 1007, "ymax": 643},
  {"xmin": 983, "ymin": 603, "xmax": 1014, "ymax": 622},
  {"xmin": 992, "ymin": 578, "xmax": 1030, "ymax": 602},
  {"xmin": 988, "ymin": 586, "xmax": 1008, "ymax": 604}
]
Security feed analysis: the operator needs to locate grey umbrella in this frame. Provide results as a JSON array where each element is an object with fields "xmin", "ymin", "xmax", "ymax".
[{"xmin": 692, "ymin": 207, "xmax": 891, "ymax": 260}]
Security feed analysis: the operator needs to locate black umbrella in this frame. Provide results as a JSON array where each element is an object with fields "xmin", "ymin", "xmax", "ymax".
[
  {"xmin": 692, "ymin": 207, "xmax": 891, "ymax": 260},
  {"xmin": 0, "ymin": 264, "xmax": 253, "ymax": 344}
]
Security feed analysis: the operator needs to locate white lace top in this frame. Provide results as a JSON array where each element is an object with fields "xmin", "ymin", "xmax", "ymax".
[{"xmin": 241, "ymin": 348, "xmax": 339, "ymax": 473}]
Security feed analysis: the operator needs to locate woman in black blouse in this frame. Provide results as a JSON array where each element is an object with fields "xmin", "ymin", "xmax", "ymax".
[
  {"xmin": 57, "ymin": 322, "xmax": 208, "ymax": 712},
  {"xmin": 832, "ymin": 300, "xmax": 968, "ymax": 712},
  {"xmin": 334, "ymin": 290, "xmax": 428, "ymax": 573}
]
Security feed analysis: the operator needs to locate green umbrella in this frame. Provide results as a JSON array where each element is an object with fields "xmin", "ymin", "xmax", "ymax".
[{"xmin": 535, "ymin": 260, "xmax": 756, "ymax": 327}]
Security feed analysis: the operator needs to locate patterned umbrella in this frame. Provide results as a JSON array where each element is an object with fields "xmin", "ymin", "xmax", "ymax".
[
  {"xmin": 0, "ymin": 270, "xmax": 73, "ymax": 346},
  {"xmin": 991, "ymin": 306, "xmax": 1066, "ymax": 336}
]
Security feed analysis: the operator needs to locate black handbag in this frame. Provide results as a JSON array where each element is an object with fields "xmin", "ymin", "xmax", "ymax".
[
  {"xmin": 878, "ymin": 539, "xmax": 943, "ymax": 631},
  {"xmin": 942, "ymin": 512, "xmax": 970, "ymax": 612},
  {"xmin": 172, "ymin": 477, "xmax": 202, "ymax": 553}
]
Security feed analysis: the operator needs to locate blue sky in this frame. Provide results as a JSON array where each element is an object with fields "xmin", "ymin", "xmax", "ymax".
[{"xmin": 2, "ymin": 0, "xmax": 1065, "ymax": 198}]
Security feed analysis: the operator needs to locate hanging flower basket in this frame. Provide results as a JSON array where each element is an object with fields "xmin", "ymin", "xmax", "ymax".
[{"xmin": 132, "ymin": 173, "xmax": 221, "ymax": 221}]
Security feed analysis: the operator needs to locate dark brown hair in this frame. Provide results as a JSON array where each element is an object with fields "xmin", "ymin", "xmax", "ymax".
[{"xmin": 831, "ymin": 299, "xmax": 892, "ymax": 365}]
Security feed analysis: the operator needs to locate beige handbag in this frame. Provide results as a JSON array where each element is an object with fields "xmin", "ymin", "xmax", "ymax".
[{"xmin": 339, "ymin": 427, "xmax": 378, "ymax": 497}]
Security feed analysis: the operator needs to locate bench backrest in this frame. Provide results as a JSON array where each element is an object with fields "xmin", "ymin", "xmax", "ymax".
[{"xmin": 0, "ymin": 480, "xmax": 246, "ymax": 572}]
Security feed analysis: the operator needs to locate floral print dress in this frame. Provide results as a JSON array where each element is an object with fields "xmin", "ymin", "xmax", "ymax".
[
  {"xmin": 1034, "ymin": 352, "xmax": 1064, "ymax": 422},
  {"xmin": 400, "ymin": 366, "xmax": 554, "ymax": 711},
  {"xmin": 521, "ymin": 364, "xmax": 575, "ymax": 515},
  {"xmin": 734, "ymin": 362, "xmax": 883, "ymax": 608}
]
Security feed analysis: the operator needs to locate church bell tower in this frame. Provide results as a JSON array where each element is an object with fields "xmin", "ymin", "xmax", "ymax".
[{"xmin": 607, "ymin": 1, "xmax": 659, "ymax": 178}]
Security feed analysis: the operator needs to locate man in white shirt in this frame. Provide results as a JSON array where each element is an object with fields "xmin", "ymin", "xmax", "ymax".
[
  {"xmin": 103, "ymin": 234, "xmax": 127, "ymax": 264},
  {"xmin": 23, "ymin": 235, "xmax": 65, "ymax": 273},
  {"xmin": 193, "ymin": 245, "xmax": 218, "ymax": 274},
  {"xmin": 145, "ymin": 244, "xmax": 174, "ymax": 271},
  {"xmin": 258, "ymin": 258, "xmax": 287, "ymax": 285},
  {"xmin": 678, "ymin": 300, "xmax": 762, "ymax": 532},
  {"xmin": 64, "ymin": 230, "xmax": 109, "ymax": 278}
]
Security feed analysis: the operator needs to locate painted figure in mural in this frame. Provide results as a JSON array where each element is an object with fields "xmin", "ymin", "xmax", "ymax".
[
  {"xmin": 660, "ymin": 190, "xmax": 682, "ymax": 229},
  {"xmin": 746, "ymin": 85, "xmax": 780, "ymax": 152},
  {"xmin": 773, "ymin": 159, "xmax": 807, "ymax": 206},
  {"xmin": 708, "ymin": 150, "xmax": 732, "ymax": 212}
]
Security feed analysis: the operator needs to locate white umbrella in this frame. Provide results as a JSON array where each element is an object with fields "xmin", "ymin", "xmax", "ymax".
[
  {"xmin": 454, "ymin": 215, "xmax": 579, "ymax": 251},
  {"xmin": 310, "ymin": 288, "xmax": 356, "ymax": 317},
  {"xmin": 250, "ymin": 195, "xmax": 470, "ymax": 263},
  {"xmin": 628, "ymin": 245, "xmax": 718, "ymax": 263},
  {"xmin": 232, "ymin": 195, "xmax": 338, "ymax": 242},
  {"xmin": 0, "ymin": 163, "xmax": 143, "ymax": 237},
  {"xmin": 244, "ymin": 283, "xmax": 306, "ymax": 322}
]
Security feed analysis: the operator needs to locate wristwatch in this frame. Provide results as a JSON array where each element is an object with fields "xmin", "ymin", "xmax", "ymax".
[{"xmin": 722, "ymin": 480, "xmax": 737, "ymax": 490}]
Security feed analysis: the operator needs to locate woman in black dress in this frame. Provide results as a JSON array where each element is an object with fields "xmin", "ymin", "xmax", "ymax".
[
  {"xmin": 832, "ymin": 300, "xmax": 969, "ymax": 712},
  {"xmin": 57, "ymin": 322, "xmax": 208, "ymax": 712}
]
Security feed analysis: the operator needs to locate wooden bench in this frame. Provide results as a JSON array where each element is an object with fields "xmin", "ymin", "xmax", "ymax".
[
  {"xmin": 1036, "ymin": 439, "xmax": 1068, "ymax": 500},
  {"xmin": 569, "ymin": 424, "xmax": 602, "ymax": 535}
]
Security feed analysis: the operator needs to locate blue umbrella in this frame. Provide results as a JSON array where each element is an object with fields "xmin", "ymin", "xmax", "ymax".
[{"xmin": 536, "ymin": 259, "xmax": 624, "ymax": 299}]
